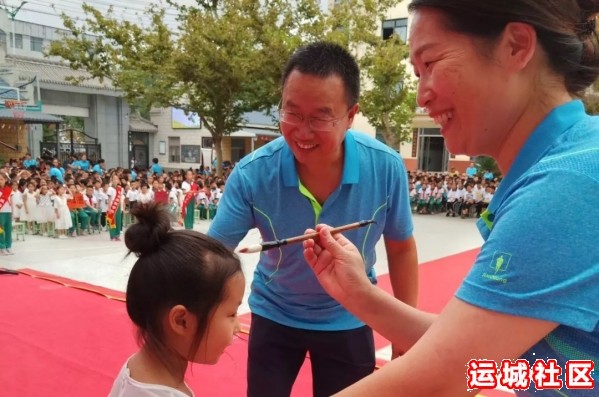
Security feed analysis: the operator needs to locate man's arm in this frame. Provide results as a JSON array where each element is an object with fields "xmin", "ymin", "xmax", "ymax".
[
  {"xmin": 207, "ymin": 167, "xmax": 254, "ymax": 248},
  {"xmin": 385, "ymin": 236, "xmax": 418, "ymax": 307},
  {"xmin": 385, "ymin": 236, "xmax": 419, "ymax": 358}
]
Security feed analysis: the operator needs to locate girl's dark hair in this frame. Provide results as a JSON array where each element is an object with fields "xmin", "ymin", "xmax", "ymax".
[
  {"xmin": 124, "ymin": 203, "xmax": 241, "ymax": 370},
  {"xmin": 281, "ymin": 42, "xmax": 360, "ymax": 107},
  {"xmin": 408, "ymin": 0, "xmax": 599, "ymax": 96}
]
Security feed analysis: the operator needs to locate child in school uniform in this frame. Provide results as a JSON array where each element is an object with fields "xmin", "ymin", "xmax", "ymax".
[
  {"xmin": 166, "ymin": 181, "xmax": 180, "ymax": 220},
  {"xmin": 196, "ymin": 182, "xmax": 210, "ymax": 220},
  {"xmin": 35, "ymin": 185, "xmax": 54, "ymax": 236},
  {"xmin": 97, "ymin": 180, "xmax": 110, "ymax": 229},
  {"xmin": 0, "ymin": 173, "xmax": 13, "ymax": 255},
  {"xmin": 126, "ymin": 180, "xmax": 139, "ymax": 213},
  {"xmin": 108, "ymin": 203, "xmax": 245, "ymax": 397},
  {"xmin": 137, "ymin": 183, "xmax": 153, "ymax": 204},
  {"xmin": 21, "ymin": 181, "xmax": 37, "ymax": 234},
  {"xmin": 83, "ymin": 186, "xmax": 101, "ymax": 230},
  {"xmin": 53, "ymin": 184, "xmax": 72, "ymax": 239},
  {"xmin": 107, "ymin": 174, "xmax": 124, "ymax": 241},
  {"xmin": 10, "ymin": 180, "xmax": 23, "ymax": 222}
]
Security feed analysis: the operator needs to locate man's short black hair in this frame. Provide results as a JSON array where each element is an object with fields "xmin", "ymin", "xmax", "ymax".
[{"xmin": 281, "ymin": 42, "xmax": 360, "ymax": 107}]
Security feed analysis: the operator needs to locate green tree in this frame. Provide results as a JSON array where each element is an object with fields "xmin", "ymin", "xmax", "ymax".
[
  {"xmin": 48, "ymin": 0, "xmax": 415, "ymax": 173},
  {"xmin": 324, "ymin": 0, "xmax": 416, "ymax": 148},
  {"xmin": 582, "ymin": 79, "xmax": 599, "ymax": 115},
  {"xmin": 49, "ymin": 0, "xmax": 323, "ymax": 175},
  {"xmin": 359, "ymin": 36, "xmax": 416, "ymax": 148},
  {"xmin": 475, "ymin": 156, "xmax": 501, "ymax": 179},
  {"xmin": 63, "ymin": 116, "xmax": 84, "ymax": 132}
]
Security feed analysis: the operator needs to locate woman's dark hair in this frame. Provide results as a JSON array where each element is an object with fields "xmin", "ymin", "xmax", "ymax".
[
  {"xmin": 281, "ymin": 42, "xmax": 360, "ymax": 107},
  {"xmin": 408, "ymin": 0, "xmax": 599, "ymax": 96},
  {"xmin": 124, "ymin": 203, "xmax": 241, "ymax": 370}
]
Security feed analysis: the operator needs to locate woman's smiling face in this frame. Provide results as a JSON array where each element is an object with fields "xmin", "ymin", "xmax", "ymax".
[{"xmin": 409, "ymin": 8, "xmax": 527, "ymax": 158}]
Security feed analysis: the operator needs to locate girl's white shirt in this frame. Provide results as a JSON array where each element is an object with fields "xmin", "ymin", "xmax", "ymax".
[
  {"xmin": 138, "ymin": 191, "xmax": 153, "ymax": 204},
  {"xmin": 108, "ymin": 360, "xmax": 195, "ymax": 397}
]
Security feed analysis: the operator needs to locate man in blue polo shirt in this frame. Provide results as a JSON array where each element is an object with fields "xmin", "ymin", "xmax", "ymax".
[
  {"xmin": 73, "ymin": 153, "xmax": 91, "ymax": 171},
  {"xmin": 466, "ymin": 161, "xmax": 478, "ymax": 178},
  {"xmin": 49, "ymin": 158, "xmax": 64, "ymax": 184},
  {"xmin": 150, "ymin": 158, "xmax": 163, "ymax": 176},
  {"xmin": 22, "ymin": 153, "xmax": 37, "ymax": 169},
  {"xmin": 208, "ymin": 42, "xmax": 418, "ymax": 397},
  {"xmin": 92, "ymin": 159, "xmax": 105, "ymax": 177}
]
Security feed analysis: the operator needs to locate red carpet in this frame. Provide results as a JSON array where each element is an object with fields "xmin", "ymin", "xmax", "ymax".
[{"xmin": 0, "ymin": 248, "xmax": 514, "ymax": 397}]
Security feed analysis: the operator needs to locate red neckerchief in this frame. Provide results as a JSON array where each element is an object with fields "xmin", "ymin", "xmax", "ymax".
[
  {"xmin": 181, "ymin": 182, "xmax": 198, "ymax": 219},
  {"xmin": 0, "ymin": 186, "xmax": 12, "ymax": 209},
  {"xmin": 107, "ymin": 186, "xmax": 122, "ymax": 230}
]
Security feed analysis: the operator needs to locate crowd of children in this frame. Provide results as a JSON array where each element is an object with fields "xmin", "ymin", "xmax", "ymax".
[
  {"xmin": 408, "ymin": 170, "xmax": 499, "ymax": 219},
  {"xmin": 0, "ymin": 153, "xmax": 227, "ymax": 253},
  {"xmin": 0, "ymin": 152, "xmax": 501, "ymax": 255}
]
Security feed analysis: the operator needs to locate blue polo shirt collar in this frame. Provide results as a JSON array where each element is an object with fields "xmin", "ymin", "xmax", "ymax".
[
  {"xmin": 479, "ymin": 100, "xmax": 586, "ymax": 236},
  {"xmin": 281, "ymin": 131, "xmax": 360, "ymax": 187}
]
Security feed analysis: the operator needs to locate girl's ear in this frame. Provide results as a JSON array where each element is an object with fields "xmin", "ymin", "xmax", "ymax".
[{"xmin": 168, "ymin": 305, "xmax": 193, "ymax": 336}]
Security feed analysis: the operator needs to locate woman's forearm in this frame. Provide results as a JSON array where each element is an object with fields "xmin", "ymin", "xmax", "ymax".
[{"xmin": 343, "ymin": 285, "xmax": 437, "ymax": 352}]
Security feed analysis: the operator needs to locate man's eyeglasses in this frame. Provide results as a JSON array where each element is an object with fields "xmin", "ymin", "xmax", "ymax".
[{"xmin": 278, "ymin": 107, "xmax": 353, "ymax": 132}]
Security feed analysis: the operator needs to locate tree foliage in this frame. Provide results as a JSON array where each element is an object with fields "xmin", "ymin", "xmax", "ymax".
[
  {"xmin": 582, "ymin": 79, "xmax": 599, "ymax": 115},
  {"xmin": 323, "ymin": 0, "xmax": 416, "ymax": 148},
  {"xmin": 475, "ymin": 156, "xmax": 501, "ymax": 179},
  {"xmin": 359, "ymin": 36, "xmax": 416, "ymax": 148},
  {"xmin": 48, "ymin": 0, "xmax": 415, "ymax": 173}
]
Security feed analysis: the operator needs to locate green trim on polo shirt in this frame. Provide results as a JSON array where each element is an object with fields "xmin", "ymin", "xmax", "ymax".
[{"xmin": 298, "ymin": 180, "xmax": 322, "ymax": 224}]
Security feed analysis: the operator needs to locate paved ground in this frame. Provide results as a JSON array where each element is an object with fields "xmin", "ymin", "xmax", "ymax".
[
  {"xmin": 2, "ymin": 213, "xmax": 483, "ymax": 315},
  {"xmin": 4, "ymin": 213, "xmax": 517, "ymax": 394}
]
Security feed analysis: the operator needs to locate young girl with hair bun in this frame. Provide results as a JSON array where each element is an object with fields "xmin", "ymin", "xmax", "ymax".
[{"xmin": 109, "ymin": 202, "xmax": 245, "ymax": 397}]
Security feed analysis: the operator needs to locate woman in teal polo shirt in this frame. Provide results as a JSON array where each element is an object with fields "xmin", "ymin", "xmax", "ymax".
[{"xmin": 303, "ymin": 0, "xmax": 599, "ymax": 395}]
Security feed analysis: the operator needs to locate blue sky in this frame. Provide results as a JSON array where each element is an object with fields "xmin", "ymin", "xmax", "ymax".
[
  {"xmin": 2, "ymin": 0, "xmax": 192, "ymax": 29},
  {"xmin": 3, "ymin": 0, "xmax": 329, "ymax": 30}
]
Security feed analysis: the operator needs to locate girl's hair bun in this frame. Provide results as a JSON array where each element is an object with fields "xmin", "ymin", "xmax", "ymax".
[{"xmin": 125, "ymin": 202, "xmax": 174, "ymax": 256}]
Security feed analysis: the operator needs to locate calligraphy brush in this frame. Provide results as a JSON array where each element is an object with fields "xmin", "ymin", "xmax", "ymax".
[{"xmin": 237, "ymin": 219, "xmax": 376, "ymax": 254}]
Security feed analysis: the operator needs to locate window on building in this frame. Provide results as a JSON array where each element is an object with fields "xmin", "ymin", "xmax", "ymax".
[
  {"xmin": 202, "ymin": 137, "xmax": 214, "ymax": 148},
  {"xmin": 9, "ymin": 33, "xmax": 23, "ymax": 49},
  {"xmin": 168, "ymin": 137, "xmax": 180, "ymax": 163},
  {"xmin": 382, "ymin": 18, "xmax": 408, "ymax": 42},
  {"xmin": 31, "ymin": 37, "xmax": 44, "ymax": 52},
  {"xmin": 230, "ymin": 138, "xmax": 246, "ymax": 163}
]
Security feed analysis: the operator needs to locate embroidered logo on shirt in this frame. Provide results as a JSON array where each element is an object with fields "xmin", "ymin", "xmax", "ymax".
[{"xmin": 482, "ymin": 251, "xmax": 512, "ymax": 284}]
